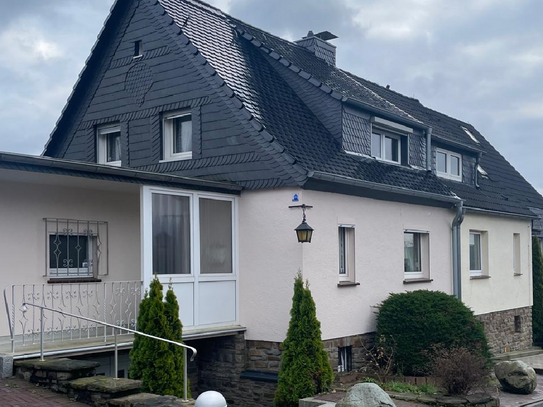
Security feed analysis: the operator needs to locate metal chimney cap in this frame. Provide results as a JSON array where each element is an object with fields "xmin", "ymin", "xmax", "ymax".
[
  {"xmin": 314, "ymin": 31, "xmax": 338, "ymax": 41},
  {"xmin": 195, "ymin": 391, "xmax": 227, "ymax": 407}
]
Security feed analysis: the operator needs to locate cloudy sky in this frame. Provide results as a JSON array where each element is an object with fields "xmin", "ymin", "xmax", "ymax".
[{"xmin": 0, "ymin": 0, "xmax": 542, "ymax": 190}]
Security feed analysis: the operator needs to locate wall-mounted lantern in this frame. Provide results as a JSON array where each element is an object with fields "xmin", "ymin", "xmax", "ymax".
[{"xmin": 289, "ymin": 204, "xmax": 314, "ymax": 243}]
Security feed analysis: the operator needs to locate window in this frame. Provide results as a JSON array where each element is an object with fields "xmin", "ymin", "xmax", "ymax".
[
  {"xmin": 461, "ymin": 126, "xmax": 480, "ymax": 144},
  {"xmin": 404, "ymin": 231, "xmax": 429, "ymax": 279},
  {"xmin": 97, "ymin": 125, "xmax": 121, "ymax": 166},
  {"xmin": 338, "ymin": 346, "xmax": 352, "ymax": 372},
  {"xmin": 163, "ymin": 111, "xmax": 193, "ymax": 161},
  {"xmin": 134, "ymin": 40, "xmax": 142, "ymax": 58},
  {"xmin": 200, "ymin": 198, "xmax": 233, "ymax": 274},
  {"xmin": 338, "ymin": 226, "xmax": 355, "ymax": 282},
  {"xmin": 45, "ymin": 218, "xmax": 108, "ymax": 279},
  {"xmin": 469, "ymin": 232, "xmax": 483, "ymax": 275},
  {"xmin": 152, "ymin": 193, "xmax": 191, "ymax": 275},
  {"xmin": 513, "ymin": 233, "xmax": 521, "ymax": 275},
  {"xmin": 514, "ymin": 315, "xmax": 522, "ymax": 333},
  {"xmin": 436, "ymin": 148, "xmax": 462, "ymax": 181},
  {"xmin": 371, "ymin": 132, "xmax": 400, "ymax": 163}
]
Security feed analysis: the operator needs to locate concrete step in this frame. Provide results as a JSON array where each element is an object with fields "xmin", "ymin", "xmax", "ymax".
[
  {"xmin": 493, "ymin": 346, "xmax": 543, "ymax": 362},
  {"xmin": 67, "ymin": 376, "xmax": 142, "ymax": 405},
  {"xmin": 109, "ymin": 392, "xmax": 195, "ymax": 406}
]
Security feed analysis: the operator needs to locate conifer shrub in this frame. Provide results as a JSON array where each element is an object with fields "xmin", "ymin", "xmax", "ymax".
[
  {"xmin": 274, "ymin": 272, "xmax": 333, "ymax": 407},
  {"xmin": 533, "ymin": 236, "xmax": 543, "ymax": 345},
  {"xmin": 376, "ymin": 290, "xmax": 490, "ymax": 375},
  {"xmin": 129, "ymin": 277, "xmax": 189, "ymax": 397}
]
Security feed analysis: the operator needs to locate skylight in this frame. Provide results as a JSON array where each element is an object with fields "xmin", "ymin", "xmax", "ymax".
[
  {"xmin": 461, "ymin": 126, "xmax": 480, "ymax": 144},
  {"xmin": 477, "ymin": 165, "xmax": 489, "ymax": 178}
]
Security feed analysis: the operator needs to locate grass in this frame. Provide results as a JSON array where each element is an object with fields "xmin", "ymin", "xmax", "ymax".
[{"xmin": 361, "ymin": 378, "xmax": 438, "ymax": 395}]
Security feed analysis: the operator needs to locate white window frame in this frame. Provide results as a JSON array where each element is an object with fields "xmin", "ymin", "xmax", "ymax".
[
  {"xmin": 141, "ymin": 186, "xmax": 239, "ymax": 329},
  {"xmin": 338, "ymin": 225, "xmax": 355, "ymax": 282},
  {"xmin": 469, "ymin": 231, "xmax": 483, "ymax": 276},
  {"xmin": 97, "ymin": 124, "xmax": 121, "ymax": 167},
  {"xmin": 162, "ymin": 110, "xmax": 193, "ymax": 162},
  {"xmin": 513, "ymin": 233, "xmax": 521, "ymax": 275},
  {"xmin": 47, "ymin": 232, "xmax": 97, "ymax": 278},
  {"xmin": 371, "ymin": 131, "xmax": 401, "ymax": 164},
  {"xmin": 436, "ymin": 148, "xmax": 462, "ymax": 181},
  {"xmin": 403, "ymin": 230, "xmax": 429, "ymax": 280}
]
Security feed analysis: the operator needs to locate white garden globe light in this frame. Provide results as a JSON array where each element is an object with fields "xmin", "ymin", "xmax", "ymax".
[{"xmin": 195, "ymin": 391, "xmax": 227, "ymax": 407}]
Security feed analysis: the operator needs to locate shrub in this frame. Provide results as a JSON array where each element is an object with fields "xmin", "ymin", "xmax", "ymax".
[
  {"xmin": 428, "ymin": 346, "xmax": 490, "ymax": 395},
  {"xmin": 533, "ymin": 236, "xmax": 543, "ymax": 345},
  {"xmin": 274, "ymin": 272, "xmax": 334, "ymax": 407},
  {"xmin": 362, "ymin": 335, "xmax": 396, "ymax": 382},
  {"xmin": 376, "ymin": 290, "xmax": 490, "ymax": 375},
  {"xmin": 129, "ymin": 277, "xmax": 189, "ymax": 397}
]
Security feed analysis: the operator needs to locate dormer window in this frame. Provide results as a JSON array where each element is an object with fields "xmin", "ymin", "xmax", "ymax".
[
  {"xmin": 371, "ymin": 132, "xmax": 400, "ymax": 163},
  {"xmin": 97, "ymin": 124, "xmax": 121, "ymax": 166},
  {"xmin": 436, "ymin": 148, "xmax": 462, "ymax": 181},
  {"xmin": 162, "ymin": 110, "xmax": 193, "ymax": 161}
]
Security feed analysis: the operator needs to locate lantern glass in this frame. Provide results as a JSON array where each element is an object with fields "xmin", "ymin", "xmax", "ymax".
[{"xmin": 295, "ymin": 220, "xmax": 314, "ymax": 243}]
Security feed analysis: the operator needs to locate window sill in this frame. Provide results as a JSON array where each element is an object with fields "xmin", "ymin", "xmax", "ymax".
[
  {"xmin": 514, "ymin": 273, "xmax": 523, "ymax": 276},
  {"xmin": 160, "ymin": 154, "xmax": 192, "ymax": 163},
  {"xmin": 470, "ymin": 275, "xmax": 490, "ymax": 280},
  {"xmin": 403, "ymin": 278, "xmax": 433, "ymax": 284},
  {"xmin": 337, "ymin": 281, "xmax": 360, "ymax": 287},
  {"xmin": 48, "ymin": 278, "xmax": 102, "ymax": 284}
]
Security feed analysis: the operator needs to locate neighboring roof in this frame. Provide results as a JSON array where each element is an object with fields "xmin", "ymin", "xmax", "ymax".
[
  {"xmin": 0, "ymin": 151, "xmax": 242, "ymax": 194},
  {"xmin": 155, "ymin": 0, "xmax": 541, "ymax": 216}
]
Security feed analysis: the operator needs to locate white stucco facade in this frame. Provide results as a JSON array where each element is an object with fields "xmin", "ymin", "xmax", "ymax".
[
  {"xmin": 0, "ymin": 170, "xmax": 141, "ymax": 338},
  {"xmin": 460, "ymin": 211, "xmax": 533, "ymax": 315},
  {"xmin": 239, "ymin": 188, "xmax": 456, "ymax": 343}
]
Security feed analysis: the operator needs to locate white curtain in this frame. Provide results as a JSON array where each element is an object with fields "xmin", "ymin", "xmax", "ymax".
[
  {"xmin": 174, "ymin": 118, "xmax": 192, "ymax": 153},
  {"xmin": 404, "ymin": 233, "xmax": 421, "ymax": 272},
  {"xmin": 152, "ymin": 194, "xmax": 191, "ymax": 274},
  {"xmin": 200, "ymin": 199, "xmax": 232, "ymax": 274}
]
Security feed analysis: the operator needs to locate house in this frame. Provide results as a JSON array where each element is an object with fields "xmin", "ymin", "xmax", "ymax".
[{"xmin": 2, "ymin": 0, "xmax": 543, "ymax": 405}]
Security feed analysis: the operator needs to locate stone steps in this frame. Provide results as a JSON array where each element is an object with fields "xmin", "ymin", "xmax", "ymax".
[
  {"xmin": 109, "ymin": 393, "xmax": 195, "ymax": 406},
  {"xmin": 67, "ymin": 376, "xmax": 143, "ymax": 405},
  {"xmin": 13, "ymin": 357, "xmax": 195, "ymax": 406}
]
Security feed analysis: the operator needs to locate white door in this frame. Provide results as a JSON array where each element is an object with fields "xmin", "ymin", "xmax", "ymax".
[{"xmin": 141, "ymin": 186, "xmax": 238, "ymax": 330}]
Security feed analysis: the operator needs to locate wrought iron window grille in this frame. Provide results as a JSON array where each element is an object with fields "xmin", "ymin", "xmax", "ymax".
[{"xmin": 45, "ymin": 218, "xmax": 109, "ymax": 278}]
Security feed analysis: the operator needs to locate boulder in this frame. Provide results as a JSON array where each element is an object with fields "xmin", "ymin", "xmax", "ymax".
[
  {"xmin": 495, "ymin": 360, "xmax": 537, "ymax": 394},
  {"xmin": 336, "ymin": 383, "xmax": 396, "ymax": 407}
]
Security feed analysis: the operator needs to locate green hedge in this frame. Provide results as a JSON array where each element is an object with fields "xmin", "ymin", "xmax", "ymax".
[{"xmin": 376, "ymin": 290, "xmax": 490, "ymax": 375}]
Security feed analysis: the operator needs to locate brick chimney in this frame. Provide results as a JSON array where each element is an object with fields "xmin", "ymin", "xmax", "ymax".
[{"xmin": 294, "ymin": 30, "xmax": 338, "ymax": 66}]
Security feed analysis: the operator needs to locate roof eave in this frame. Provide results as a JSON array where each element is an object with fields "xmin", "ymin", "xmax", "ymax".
[{"xmin": 307, "ymin": 170, "xmax": 461, "ymax": 205}]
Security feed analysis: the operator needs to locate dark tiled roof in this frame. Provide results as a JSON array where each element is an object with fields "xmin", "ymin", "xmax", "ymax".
[
  {"xmin": 157, "ymin": 0, "xmax": 457, "ymax": 199},
  {"xmin": 177, "ymin": 0, "xmax": 542, "ymax": 216}
]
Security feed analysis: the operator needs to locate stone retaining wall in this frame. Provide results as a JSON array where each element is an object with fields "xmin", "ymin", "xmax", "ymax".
[{"xmin": 476, "ymin": 306, "xmax": 532, "ymax": 354}]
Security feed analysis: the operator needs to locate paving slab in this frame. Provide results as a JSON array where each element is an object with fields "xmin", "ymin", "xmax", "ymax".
[{"xmin": 0, "ymin": 376, "xmax": 86, "ymax": 406}]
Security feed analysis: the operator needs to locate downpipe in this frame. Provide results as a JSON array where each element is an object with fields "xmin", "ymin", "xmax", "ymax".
[{"xmin": 452, "ymin": 201, "xmax": 465, "ymax": 300}]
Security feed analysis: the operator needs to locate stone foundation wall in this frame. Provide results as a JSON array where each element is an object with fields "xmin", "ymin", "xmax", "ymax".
[
  {"xmin": 323, "ymin": 333, "xmax": 375, "ymax": 372},
  {"xmin": 476, "ymin": 306, "xmax": 532, "ymax": 354}
]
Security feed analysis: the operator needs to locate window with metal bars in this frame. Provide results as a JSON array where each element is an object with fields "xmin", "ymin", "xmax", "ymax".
[
  {"xmin": 338, "ymin": 346, "xmax": 352, "ymax": 372},
  {"xmin": 45, "ymin": 218, "xmax": 108, "ymax": 278}
]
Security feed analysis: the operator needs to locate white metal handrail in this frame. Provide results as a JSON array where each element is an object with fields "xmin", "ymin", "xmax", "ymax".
[{"xmin": 22, "ymin": 303, "xmax": 197, "ymax": 402}]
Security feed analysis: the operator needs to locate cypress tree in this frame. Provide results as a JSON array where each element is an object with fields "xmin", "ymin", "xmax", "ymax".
[
  {"xmin": 129, "ymin": 277, "xmax": 184, "ymax": 396},
  {"xmin": 274, "ymin": 272, "xmax": 334, "ymax": 407},
  {"xmin": 164, "ymin": 284, "xmax": 190, "ymax": 398},
  {"xmin": 533, "ymin": 237, "xmax": 543, "ymax": 345}
]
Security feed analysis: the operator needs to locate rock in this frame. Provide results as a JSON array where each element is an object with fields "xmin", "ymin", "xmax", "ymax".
[
  {"xmin": 336, "ymin": 383, "xmax": 396, "ymax": 407},
  {"xmin": 495, "ymin": 361, "xmax": 537, "ymax": 394}
]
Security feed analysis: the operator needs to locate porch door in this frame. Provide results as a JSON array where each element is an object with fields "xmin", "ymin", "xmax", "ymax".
[{"xmin": 142, "ymin": 186, "xmax": 238, "ymax": 329}]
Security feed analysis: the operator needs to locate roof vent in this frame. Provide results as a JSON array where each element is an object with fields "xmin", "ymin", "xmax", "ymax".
[{"xmin": 295, "ymin": 30, "xmax": 338, "ymax": 66}]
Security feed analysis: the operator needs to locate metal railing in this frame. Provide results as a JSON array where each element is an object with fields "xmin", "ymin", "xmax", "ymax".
[
  {"xmin": 22, "ymin": 303, "xmax": 197, "ymax": 402},
  {"xmin": 3, "ymin": 281, "xmax": 142, "ymax": 353}
]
